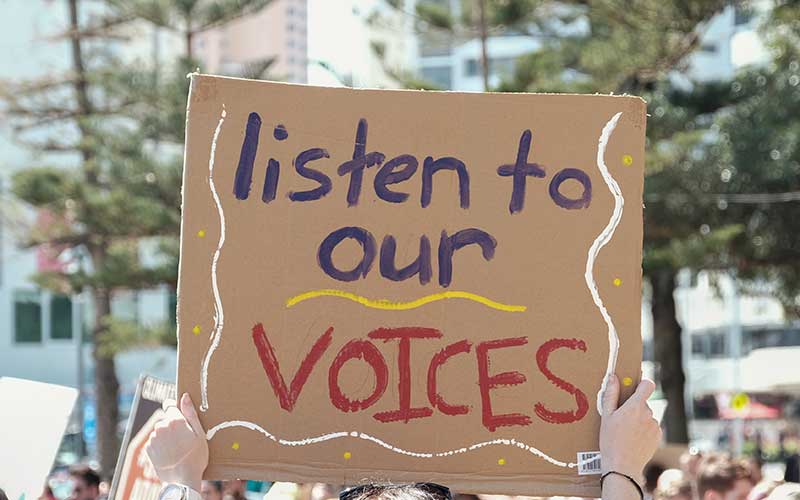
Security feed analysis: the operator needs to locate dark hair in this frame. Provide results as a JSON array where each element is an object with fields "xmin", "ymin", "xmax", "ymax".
[
  {"xmin": 208, "ymin": 481, "xmax": 223, "ymax": 492},
  {"xmin": 0, "ymin": 487, "xmax": 8, "ymax": 500},
  {"xmin": 697, "ymin": 458, "xmax": 753, "ymax": 496},
  {"xmin": 644, "ymin": 463, "xmax": 666, "ymax": 493},
  {"xmin": 340, "ymin": 483, "xmax": 451, "ymax": 500},
  {"xmin": 69, "ymin": 465, "xmax": 101, "ymax": 489}
]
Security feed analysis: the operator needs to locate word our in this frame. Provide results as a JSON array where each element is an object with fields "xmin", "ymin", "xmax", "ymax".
[
  {"xmin": 231, "ymin": 114, "xmax": 593, "ymax": 213},
  {"xmin": 252, "ymin": 324, "xmax": 590, "ymax": 432}
]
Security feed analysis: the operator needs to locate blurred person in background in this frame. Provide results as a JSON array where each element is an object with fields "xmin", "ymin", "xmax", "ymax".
[
  {"xmin": 742, "ymin": 457, "xmax": 764, "ymax": 485},
  {"xmin": 697, "ymin": 456, "xmax": 756, "ymax": 500},
  {"xmin": 0, "ymin": 488, "xmax": 8, "ymax": 500},
  {"xmin": 202, "ymin": 480, "xmax": 224, "ymax": 500},
  {"xmin": 223, "ymin": 479, "xmax": 247, "ymax": 500},
  {"xmin": 644, "ymin": 463, "xmax": 667, "ymax": 499},
  {"xmin": 68, "ymin": 465, "xmax": 101, "ymax": 500},
  {"xmin": 654, "ymin": 478, "xmax": 692, "ymax": 500}
]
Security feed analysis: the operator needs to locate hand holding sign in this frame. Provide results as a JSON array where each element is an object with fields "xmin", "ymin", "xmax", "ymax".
[
  {"xmin": 177, "ymin": 75, "xmax": 646, "ymax": 496},
  {"xmin": 145, "ymin": 394, "xmax": 208, "ymax": 493},
  {"xmin": 599, "ymin": 375, "xmax": 661, "ymax": 482}
]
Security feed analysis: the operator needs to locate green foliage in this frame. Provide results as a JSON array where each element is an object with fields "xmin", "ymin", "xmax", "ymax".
[
  {"xmin": 415, "ymin": 2, "xmax": 454, "ymax": 31},
  {"xmin": 106, "ymin": 0, "xmax": 274, "ymax": 32}
]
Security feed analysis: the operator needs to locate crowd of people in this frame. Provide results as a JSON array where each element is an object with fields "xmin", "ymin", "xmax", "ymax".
[
  {"xmin": 3, "ymin": 377, "xmax": 798, "ymax": 500},
  {"xmin": 642, "ymin": 450, "xmax": 799, "ymax": 500}
]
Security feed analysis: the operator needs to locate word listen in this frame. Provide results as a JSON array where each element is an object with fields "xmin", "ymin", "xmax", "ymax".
[
  {"xmin": 230, "ymin": 115, "xmax": 595, "ymax": 286},
  {"xmin": 232, "ymin": 115, "xmax": 592, "ymax": 213},
  {"xmin": 252, "ymin": 324, "xmax": 590, "ymax": 431}
]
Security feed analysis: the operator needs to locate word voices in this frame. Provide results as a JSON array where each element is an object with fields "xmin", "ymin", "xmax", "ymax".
[{"xmin": 252, "ymin": 324, "xmax": 590, "ymax": 432}]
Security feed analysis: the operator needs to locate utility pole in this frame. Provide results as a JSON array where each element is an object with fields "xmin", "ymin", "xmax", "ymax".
[{"xmin": 728, "ymin": 270, "xmax": 744, "ymax": 457}]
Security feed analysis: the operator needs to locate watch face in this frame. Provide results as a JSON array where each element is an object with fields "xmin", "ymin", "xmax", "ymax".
[{"xmin": 160, "ymin": 484, "xmax": 186, "ymax": 500}]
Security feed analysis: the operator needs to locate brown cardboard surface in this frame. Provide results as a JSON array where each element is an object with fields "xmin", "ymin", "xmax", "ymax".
[{"xmin": 177, "ymin": 74, "xmax": 646, "ymax": 497}]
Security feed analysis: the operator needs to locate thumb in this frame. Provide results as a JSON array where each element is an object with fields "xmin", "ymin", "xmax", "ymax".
[
  {"xmin": 180, "ymin": 393, "xmax": 205, "ymax": 437},
  {"xmin": 601, "ymin": 374, "xmax": 620, "ymax": 416}
]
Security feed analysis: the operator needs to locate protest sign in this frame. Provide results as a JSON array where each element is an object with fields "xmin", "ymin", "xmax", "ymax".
[
  {"xmin": 177, "ymin": 74, "xmax": 646, "ymax": 496},
  {"xmin": 110, "ymin": 375, "xmax": 176, "ymax": 500},
  {"xmin": 0, "ymin": 377, "xmax": 77, "ymax": 500}
]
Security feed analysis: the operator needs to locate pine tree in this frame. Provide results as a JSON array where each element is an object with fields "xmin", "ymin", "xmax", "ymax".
[
  {"xmin": 500, "ymin": 0, "xmax": 800, "ymax": 443},
  {"xmin": 493, "ymin": 0, "xmax": 730, "ymax": 442},
  {"xmin": 1, "ymin": 0, "xmax": 274, "ymax": 477},
  {"xmin": 382, "ymin": 0, "xmax": 545, "ymax": 90}
]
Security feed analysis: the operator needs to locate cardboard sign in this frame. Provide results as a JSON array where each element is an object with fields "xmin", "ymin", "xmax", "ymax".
[
  {"xmin": 0, "ymin": 377, "xmax": 77, "ymax": 500},
  {"xmin": 177, "ymin": 75, "xmax": 645, "ymax": 497},
  {"xmin": 110, "ymin": 375, "xmax": 176, "ymax": 500},
  {"xmin": 112, "ymin": 410, "xmax": 165, "ymax": 500}
]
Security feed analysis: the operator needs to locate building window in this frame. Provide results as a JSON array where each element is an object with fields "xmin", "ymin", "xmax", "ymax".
[
  {"xmin": 421, "ymin": 65, "xmax": 452, "ymax": 89},
  {"xmin": 50, "ymin": 294, "xmax": 73, "ymax": 340},
  {"xmin": 168, "ymin": 290, "xmax": 177, "ymax": 330},
  {"xmin": 699, "ymin": 43, "xmax": 717, "ymax": 54},
  {"xmin": 464, "ymin": 58, "xmax": 479, "ymax": 77},
  {"xmin": 14, "ymin": 289, "xmax": 42, "ymax": 343},
  {"xmin": 734, "ymin": 5, "xmax": 754, "ymax": 26}
]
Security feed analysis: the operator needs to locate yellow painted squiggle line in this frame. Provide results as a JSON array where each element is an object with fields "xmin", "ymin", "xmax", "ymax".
[{"xmin": 285, "ymin": 289, "xmax": 526, "ymax": 313}]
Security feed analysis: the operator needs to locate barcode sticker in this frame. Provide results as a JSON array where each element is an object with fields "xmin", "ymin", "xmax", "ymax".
[{"xmin": 577, "ymin": 451, "xmax": 602, "ymax": 475}]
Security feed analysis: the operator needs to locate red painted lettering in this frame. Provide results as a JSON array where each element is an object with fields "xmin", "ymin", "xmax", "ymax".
[
  {"xmin": 369, "ymin": 327, "xmax": 441, "ymax": 423},
  {"xmin": 427, "ymin": 339, "xmax": 472, "ymax": 415},
  {"xmin": 251, "ymin": 323, "xmax": 333, "ymax": 411},
  {"xmin": 476, "ymin": 336, "xmax": 532, "ymax": 431},
  {"xmin": 328, "ymin": 339, "xmax": 389, "ymax": 412},
  {"xmin": 534, "ymin": 338, "xmax": 589, "ymax": 424}
]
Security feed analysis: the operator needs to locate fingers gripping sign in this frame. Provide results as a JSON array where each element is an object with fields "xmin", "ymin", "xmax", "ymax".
[
  {"xmin": 145, "ymin": 393, "xmax": 209, "ymax": 492},
  {"xmin": 599, "ymin": 375, "xmax": 661, "ymax": 482}
]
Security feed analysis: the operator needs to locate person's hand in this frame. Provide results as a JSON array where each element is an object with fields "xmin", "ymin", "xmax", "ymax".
[
  {"xmin": 600, "ymin": 374, "xmax": 661, "ymax": 481},
  {"xmin": 145, "ymin": 393, "xmax": 208, "ymax": 492}
]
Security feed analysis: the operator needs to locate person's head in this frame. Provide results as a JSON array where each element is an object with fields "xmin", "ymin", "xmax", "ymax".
[
  {"xmin": 655, "ymin": 478, "xmax": 693, "ymax": 500},
  {"xmin": 339, "ymin": 483, "xmax": 452, "ymax": 500},
  {"xmin": 1, "ymin": 487, "xmax": 9, "ymax": 500},
  {"xmin": 68, "ymin": 465, "xmax": 101, "ymax": 500},
  {"xmin": 698, "ymin": 457, "xmax": 755, "ymax": 500},
  {"xmin": 201, "ymin": 480, "xmax": 223, "ymax": 500}
]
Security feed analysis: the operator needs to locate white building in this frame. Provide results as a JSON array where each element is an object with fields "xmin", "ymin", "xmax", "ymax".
[
  {"xmin": 306, "ymin": 0, "xmax": 418, "ymax": 88},
  {"xmin": 418, "ymin": 2, "xmax": 771, "ymax": 91}
]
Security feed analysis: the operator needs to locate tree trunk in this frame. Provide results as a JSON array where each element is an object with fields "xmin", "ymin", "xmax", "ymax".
[
  {"xmin": 68, "ymin": 0, "xmax": 121, "ymax": 476},
  {"xmin": 476, "ymin": 0, "xmax": 490, "ymax": 91},
  {"xmin": 92, "ymin": 286, "xmax": 120, "ymax": 478},
  {"xmin": 185, "ymin": 25, "xmax": 193, "ymax": 61},
  {"xmin": 651, "ymin": 268, "xmax": 690, "ymax": 443}
]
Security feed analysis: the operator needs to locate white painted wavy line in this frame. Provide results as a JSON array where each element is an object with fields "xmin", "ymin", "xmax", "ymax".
[
  {"xmin": 206, "ymin": 420, "xmax": 579, "ymax": 468},
  {"xmin": 200, "ymin": 105, "xmax": 227, "ymax": 412},
  {"xmin": 586, "ymin": 112, "xmax": 624, "ymax": 416},
  {"xmin": 203, "ymin": 112, "xmax": 626, "ymax": 470}
]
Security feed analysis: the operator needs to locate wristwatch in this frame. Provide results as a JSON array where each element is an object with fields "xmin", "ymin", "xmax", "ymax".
[{"xmin": 159, "ymin": 484, "xmax": 203, "ymax": 500}]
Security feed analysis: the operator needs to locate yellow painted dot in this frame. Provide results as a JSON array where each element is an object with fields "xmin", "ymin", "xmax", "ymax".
[
  {"xmin": 498, "ymin": 458, "xmax": 506, "ymax": 466},
  {"xmin": 613, "ymin": 278, "xmax": 622, "ymax": 287},
  {"xmin": 192, "ymin": 325, "xmax": 201, "ymax": 335},
  {"xmin": 197, "ymin": 229, "xmax": 206, "ymax": 238},
  {"xmin": 623, "ymin": 155, "xmax": 633, "ymax": 166},
  {"xmin": 622, "ymin": 377, "xmax": 633, "ymax": 387},
  {"xmin": 232, "ymin": 442, "xmax": 240, "ymax": 450},
  {"xmin": 343, "ymin": 451, "xmax": 352, "ymax": 460}
]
